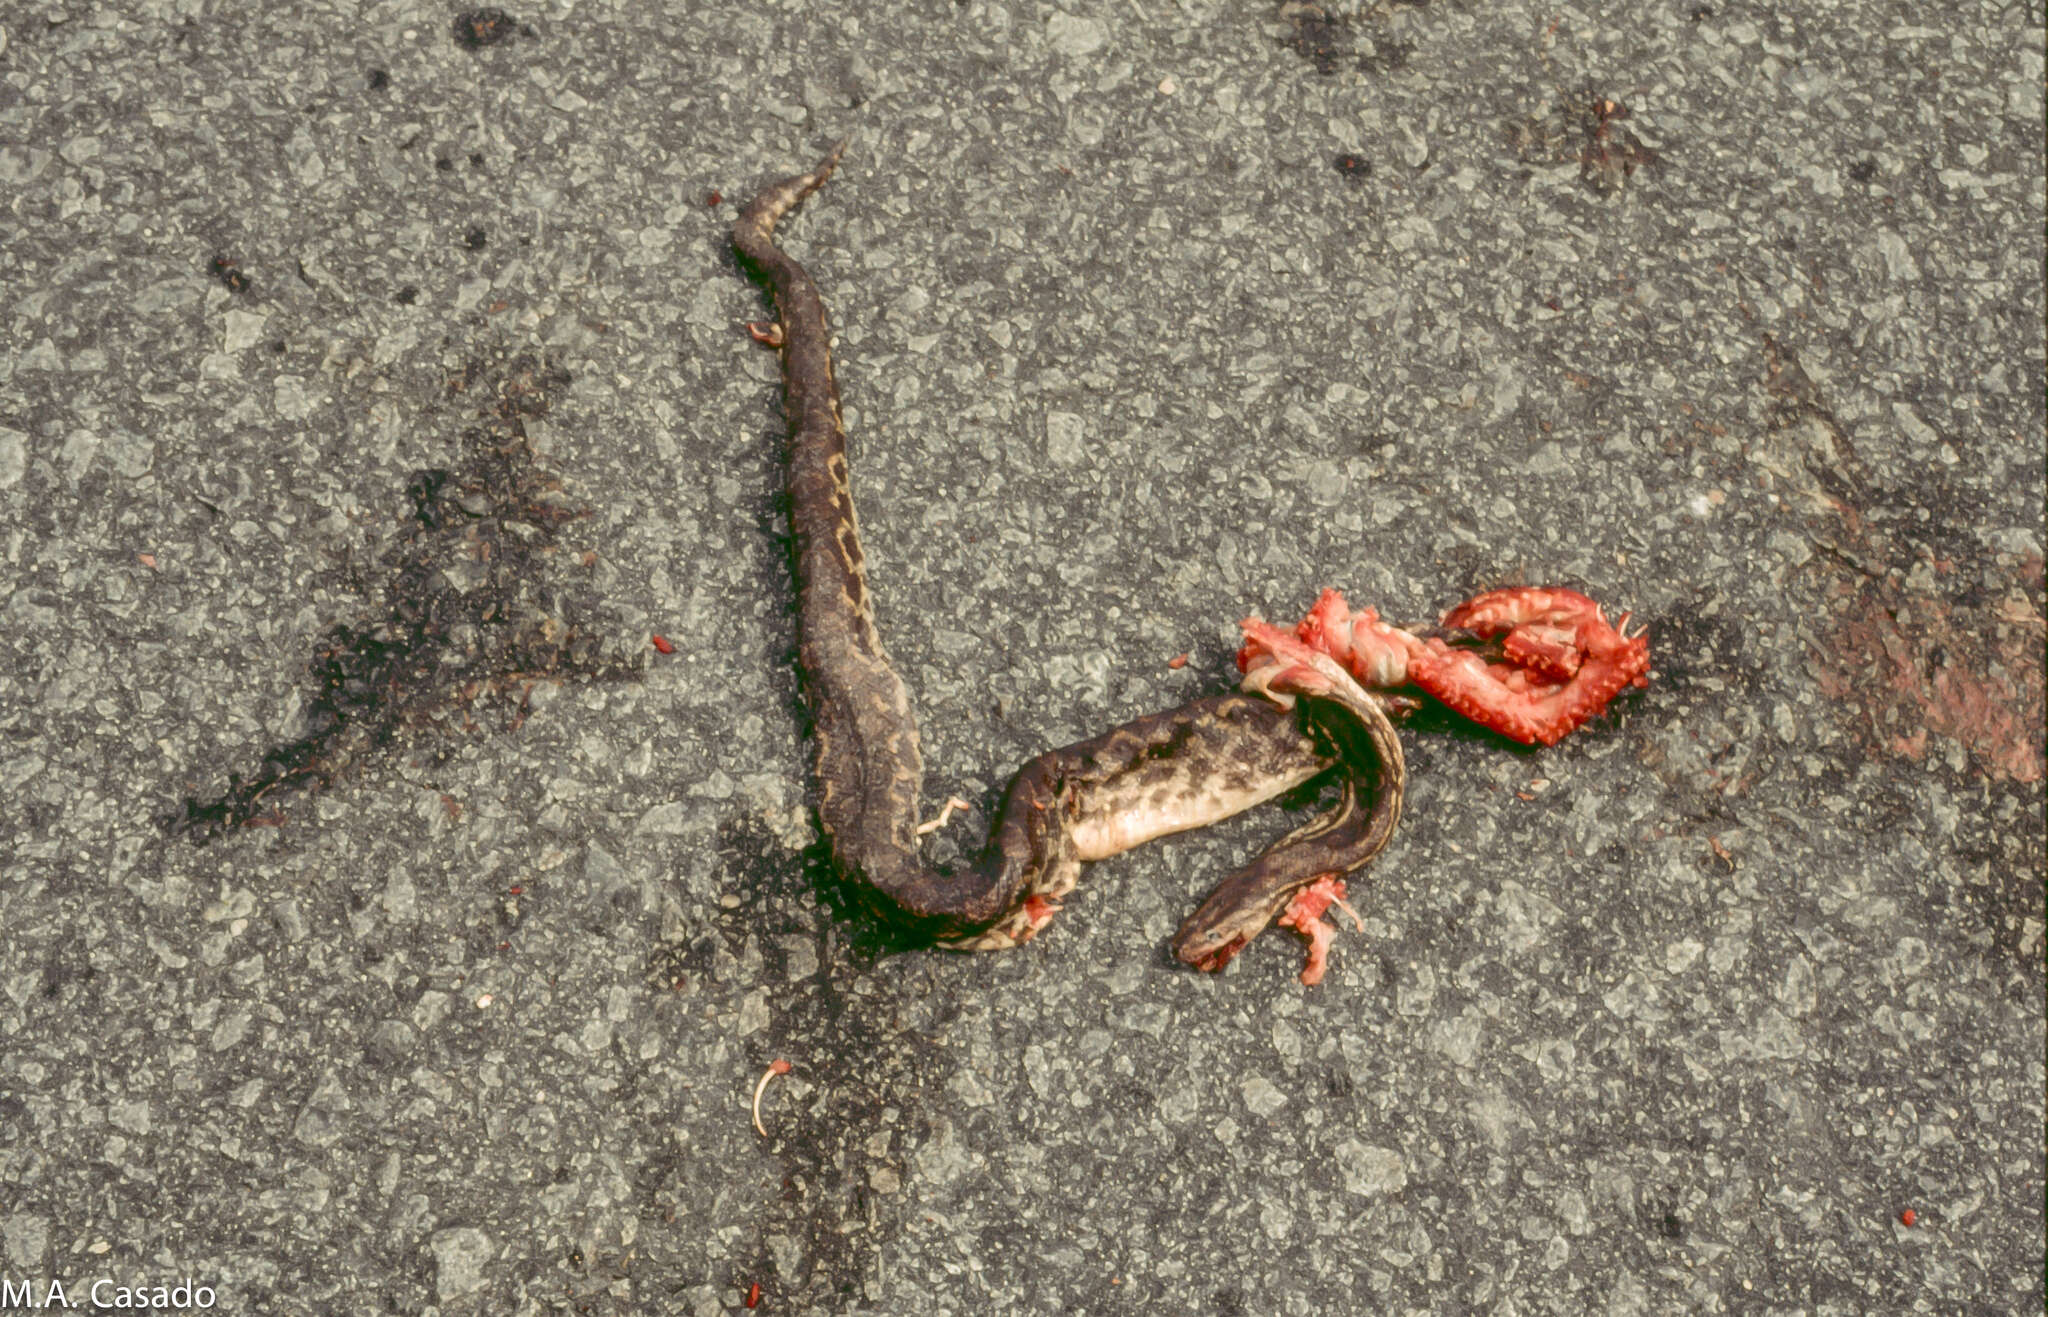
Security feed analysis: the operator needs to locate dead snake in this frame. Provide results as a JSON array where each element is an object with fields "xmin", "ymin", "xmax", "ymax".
[{"xmin": 732, "ymin": 146, "xmax": 1405, "ymax": 962}]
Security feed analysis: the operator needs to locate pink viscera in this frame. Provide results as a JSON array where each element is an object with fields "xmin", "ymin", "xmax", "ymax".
[
  {"xmin": 1297, "ymin": 590, "xmax": 1418, "ymax": 689},
  {"xmin": 1277, "ymin": 875, "xmax": 1362, "ymax": 986},
  {"xmin": 1234, "ymin": 619, "xmax": 1340, "ymax": 704},
  {"xmin": 1017, "ymin": 894, "xmax": 1061, "ymax": 940},
  {"xmin": 1424, "ymin": 587, "xmax": 1651, "ymax": 745},
  {"xmin": 1227, "ymin": 585, "xmax": 1648, "ymax": 984},
  {"xmin": 1244, "ymin": 586, "xmax": 1650, "ymax": 747}
]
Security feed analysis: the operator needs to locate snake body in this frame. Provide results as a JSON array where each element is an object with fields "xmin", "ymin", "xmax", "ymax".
[{"xmin": 733, "ymin": 147, "xmax": 1405, "ymax": 956}]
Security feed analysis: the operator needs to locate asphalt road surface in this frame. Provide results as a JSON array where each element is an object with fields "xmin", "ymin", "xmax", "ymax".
[{"xmin": 0, "ymin": 3, "xmax": 2041, "ymax": 1313}]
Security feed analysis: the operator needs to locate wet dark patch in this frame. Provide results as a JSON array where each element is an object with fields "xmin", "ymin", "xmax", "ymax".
[
  {"xmin": 1645, "ymin": 1194, "xmax": 1685, "ymax": 1241},
  {"xmin": 1357, "ymin": 34, "xmax": 1414, "ymax": 75},
  {"xmin": 451, "ymin": 8, "xmax": 531, "ymax": 50},
  {"xmin": 38, "ymin": 934, "xmax": 96, "ymax": 1010},
  {"xmin": 694, "ymin": 817, "xmax": 934, "ymax": 1306},
  {"xmin": 1572, "ymin": 94, "xmax": 1660, "ymax": 193},
  {"xmin": 1733, "ymin": 337, "xmax": 2044, "ymax": 971},
  {"xmin": 1814, "ymin": 587, "xmax": 2044, "ymax": 785},
  {"xmin": 807, "ymin": 836, "xmax": 949, "ymax": 959},
  {"xmin": 1631, "ymin": 592, "xmax": 1740, "ymax": 701},
  {"xmin": 641, "ymin": 931, "xmax": 717, "ymax": 998},
  {"xmin": 1756, "ymin": 338, "xmax": 2045, "ymax": 790},
  {"xmin": 167, "ymin": 351, "xmax": 640, "ymax": 839},
  {"xmin": 1279, "ymin": 2, "xmax": 1413, "ymax": 77},
  {"xmin": 210, "ymin": 254, "xmax": 251, "ymax": 294},
  {"xmin": 1951, "ymin": 793, "xmax": 2047, "ymax": 993},
  {"xmin": 1279, "ymin": 2, "xmax": 1351, "ymax": 75},
  {"xmin": 1507, "ymin": 90, "xmax": 1663, "ymax": 195}
]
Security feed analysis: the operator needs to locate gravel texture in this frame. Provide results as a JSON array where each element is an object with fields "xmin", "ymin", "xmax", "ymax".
[{"xmin": 1, "ymin": 2, "xmax": 2041, "ymax": 1313}]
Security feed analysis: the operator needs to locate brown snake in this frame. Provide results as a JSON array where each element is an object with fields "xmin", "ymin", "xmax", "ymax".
[{"xmin": 733, "ymin": 146, "xmax": 1406, "ymax": 964}]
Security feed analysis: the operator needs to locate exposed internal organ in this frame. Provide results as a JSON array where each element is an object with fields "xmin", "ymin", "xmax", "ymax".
[
  {"xmin": 1276, "ymin": 875, "xmax": 1365, "ymax": 986},
  {"xmin": 1224, "ymin": 585, "xmax": 1649, "ymax": 984},
  {"xmin": 1244, "ymin": 586, "xmax": 1651, "ymax": 747}
]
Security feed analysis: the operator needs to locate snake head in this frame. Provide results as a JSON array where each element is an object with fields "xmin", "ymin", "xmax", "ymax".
[
  {"xmin": 1172, "ymin": 834, "xmax": 1307, "ymax": 971},
  {"xmin": 1181, "ymin": 635, "xmax": 1405, "ymax": 980},
  {"xmin": 1176, "ymin": 931, "xmax": 1249, "ymax": 973},
  {"xmin": 1174, "ymin": 872, "xmax": 1366, "ymax": 984}
]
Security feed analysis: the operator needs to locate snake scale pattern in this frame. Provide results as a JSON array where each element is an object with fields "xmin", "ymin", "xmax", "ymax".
[{"xmin": 732, "ymin": 146, "xmax": 1406, "ymax": 958}]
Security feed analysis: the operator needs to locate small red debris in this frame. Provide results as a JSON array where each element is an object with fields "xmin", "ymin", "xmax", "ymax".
[
  {"xmin": 136, "ymin": 552, "xmax": 158, "ymax": 569},
  {"xmin": 1277, "ymin": 874, "xmax": 1362, "ymax": 985},
  {"xmin": 745, "ymin": 1280, "xmax": 761, "ymax": 1308},
  {"xmin": 210, "ymin": 254, "xmax": 251, "ymax": 294},
  {"xmin": 508, "ymin": 885, "xmax": 523, "ymax": 895},
  {"xmin": 451, "ymin": 8, "xmax": 522, "ymax": 50},
  {"xmin": 1017, "ymin": 893, "xmax": 1061, "ymax": 941},
  {"xmin": 708, "ymin": 190, "xmax": 724, "ymax": 207},
  {"xmin": 1166, "ymin": 652, "xmax": 1190, "ymax": 669},
  {"xmin": 1185, "ymin": 933, "xmax": 1247, "ymax": 973},
  {"xmin": 1899, "ymin": 1208, "xmax": 1917, "ymax": 1227},
  {"xmin": 651, "ymin": 634, "xmax": 674, "ymax": 654}
]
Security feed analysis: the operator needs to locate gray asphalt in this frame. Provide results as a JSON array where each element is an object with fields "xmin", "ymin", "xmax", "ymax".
[{"xmin": 1, "ymin": 2, "xmax": 2041, "ymax": 1313}]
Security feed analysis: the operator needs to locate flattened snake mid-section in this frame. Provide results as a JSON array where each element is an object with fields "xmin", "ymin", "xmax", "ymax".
[{"xmin": 731, "ymin": 146, "xmax": 1406, "ymax": 968}]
